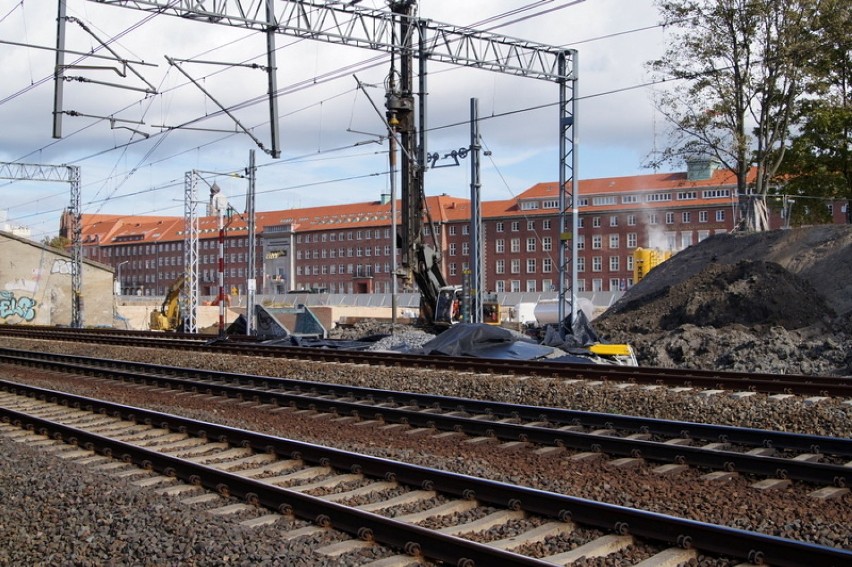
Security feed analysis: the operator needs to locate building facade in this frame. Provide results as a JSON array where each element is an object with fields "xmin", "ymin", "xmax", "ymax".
[{"xmin": 69, "ymin": 165, "xmax": 849, "ymax": 299}]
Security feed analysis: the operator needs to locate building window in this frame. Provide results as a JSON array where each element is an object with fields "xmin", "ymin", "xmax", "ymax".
[
  {"xmin": 716, "ymin": 210, "xmax": 726, "ymax": 222},
  {"xmin": 609, "ymin": 256, "xmax": 620, "ymax": 271},
  {"xmin": 665, "ymin": 212, "xmax": 675, "ymax": 225},
  {"xmin": 592, "ymin": 216, "xmax": 601, "ymax": 228},
  {"xmin": 677, "ymin": 191, "xmax": 697, "ymax": 200},
  {"xmin": 627, "ymin": 233, "xmax": 637, "ymax": 248},
  {"xmin": 592, "ymin": 256, "xmax": 602, "ymax": 272},
  {"xmin": 527, "ymin": 220, "xmax": 535, "ymax": 230},
  {"xmin": 592, "ymin": 235, "xmax": 602, "ymax": 249},
  {"xmin": 609, "ymin": 234, "xmax": 619, "ymax": 249},
  {"xmin": 526, "ymin": 238, "xmax": 536, "ymax": 252},
  {"xmin": 449, "ymin": 243, "xmax": 457, "ymax": 256},
  {"xmin": 622, "ymin": 195, "xmax": 639, "ymax": 204},
  {"xmin": 543, "ymin": 219, "xmax": 551, "ymax": 230},
  {"xmin": 520, "ymin": 201, "xmax": 539, "ymax": 210},
  {"xmin": 593, "ymin": 196, "xmax": 617, "ymax": 206},
  {"xmin": 698, "ymin": 230, "xmax": 710, "ymax": 241},
  {"xmin": 577, "ymin": 235, "xmax": 585, "ymax": 250},
  {"xmin": 496, "ymin": 239, "xmax": 505, "ymax": 253},
  {"xmin": 526, "ymin": 258, "xmax": 536, "ymax": 273},
  {"xmin": 578, "ymin": 218, "xmax": 584, "ymax": 228},
  {"xmin": 511, "ymin": 221, "xmax": 520, "ymax": 232},
  {"xmin": 609, "ymin": 216, "xmax": 618, "ymax": 227},
  {"xmin": 542, "ymin": 236, "xmax": 552, "ymax": 252},
  {"xmin": 449, "ymin": 226, "xmax": 456, "ymax": 236},
  {"xmin": 577, "ymin": 257, "xmax": 585, "ymax": 272},
  {"xmin": 496, "ymin": 222, "xmax": 504, "ymax": 232},
  {"xmin": 511, "ymin": 238, "xmax": 520, "ymax": 253},
  {"xmin": 646, "ymin": 193, "xmax": 672, "ymax": 202},
  {"xmin": 543, "ymin": 258, "xmax": 552, "ymax": 273},
  {"xmin": 592, "ymin": 278, "xmax": 603, "ymax": 292},
  {"xmin": 462, "ymin": 242, "xmax": 469, "ymax": 256},
  {"xmin": 449, "ymin": 263, "xmax": 457, "ymax": 276},
  {"xmin": 462, "ymin": 225, "xmax": 469, "ymax": 235},
  {"xmin": 543, "ymin": 200, "xmax": 558, "ymax": 209},
  {"xmin": 526, "ymin": 279, "xmax": 537, "ymax": 292},
  {"xmin": 496, "ymin": 259, "xmax": 505, "ymax": 274},
  {"xmin": 610, "ymin": 278, "xmax": 622, "ymax": 291},
  {"xmin": 626, "ymin": 256, "xmax": 634, "ymax": 270},
  {"xmin": 511, "ymin": 259, "xmax": 521, "ymax": 274},
  {"xmin": 682, "ymin": 211, "xmax": 691, "ymax": 223},
  {"xmin": 496, "ymin": 280, "xmax": 505, "ymax": 292},
  {"xmin": 682, "ymin": 231, "xmax": 694, "ymax": 248},
  {"xmin": 510, "ymin": 280, "xmax": 521, "ymax": 292},
  {"xmin": 703, "ymin": 189, "xmax": 731, "ymax": 199},
  {"xmin": 666, "ymin": 232, "xmax": 677, "ymax": 249},
  {"xmin": 699, "ymin": 210, "xmax": 708, "ymax": 223}
]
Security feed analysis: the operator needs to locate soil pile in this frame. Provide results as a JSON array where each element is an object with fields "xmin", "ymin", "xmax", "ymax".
[{"xmin": 594, "ymin": 225, "xmax": 852, "ymax": 376}]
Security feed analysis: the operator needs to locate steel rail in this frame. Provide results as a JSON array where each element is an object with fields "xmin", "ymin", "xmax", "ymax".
[
  {"xmin": 2, "ymin": 326, "xmax": 849, "ymax": 396},
  {"xmin": 1, "ymin": 382, "xmax": 849, "ymax": 567},
  {"xmin": 2, "ymin": 350, "xmax": 849, "ymax": 488}
]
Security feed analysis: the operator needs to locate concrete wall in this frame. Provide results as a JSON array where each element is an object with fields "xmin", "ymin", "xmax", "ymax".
[{"xmin": 0, "ymin": 232, "xmax": 114, "ymax": 327}]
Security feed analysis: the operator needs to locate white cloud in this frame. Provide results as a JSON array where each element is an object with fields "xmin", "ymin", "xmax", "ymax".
[{"xmin": 0, "ymin": 0, "xmax": 665, "ymax": 237}]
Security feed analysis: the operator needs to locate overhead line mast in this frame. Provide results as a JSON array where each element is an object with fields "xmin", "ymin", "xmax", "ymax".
[{"xmin": 89, "ymin": 0, "xmax": 579, "ymax": 323}]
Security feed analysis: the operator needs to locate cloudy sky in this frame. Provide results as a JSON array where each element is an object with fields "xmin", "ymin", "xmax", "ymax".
[{"xmin": 0, "ymin": 0, "xmax": 667, "ymax": 239}]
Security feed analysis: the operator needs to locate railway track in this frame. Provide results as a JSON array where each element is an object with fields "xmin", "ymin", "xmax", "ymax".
[
  {"xmin": 1, "ymin": 348, "xmax": 849, "ymax": 489},
  {"xmin": 1, "ymin": 382, "xmax": 849, "ymax": 567},
  {"xmin": 1, "ymin": 325, "xmax": 850, "ymax": 397}
]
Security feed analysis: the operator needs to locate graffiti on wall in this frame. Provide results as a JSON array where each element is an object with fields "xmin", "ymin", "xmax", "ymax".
[
  {"xmin": 0, "ymin": 291, "xmax": 37, "ymax": 322},
  {"xmin": 51, "ymin": 259, "xmax": 77, "ymax": 275}
]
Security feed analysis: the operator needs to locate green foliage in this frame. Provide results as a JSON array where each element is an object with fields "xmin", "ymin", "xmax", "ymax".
[
  {"xmin": 648, "ymin": 0, "xmax": 824, "ymax": 231},
  {"xmin": 42, "ymin": 235, "xmax": 71, "ymax": 249},
  {"xmin": 774, "ymin": 0, "xmax": 851, "ymax": 221}
]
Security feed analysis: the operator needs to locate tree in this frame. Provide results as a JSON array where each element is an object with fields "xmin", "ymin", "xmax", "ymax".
[
  {"xmin": 647, "ymin": 0, "xmax": 819, "ymax": 231},
  {"xmin": 42, "ymin": 235, "xmax": 70, "ymax": 250},
  {"xmin": 774, "ymin": 0, "xmax": 851, "ymax": 224}
]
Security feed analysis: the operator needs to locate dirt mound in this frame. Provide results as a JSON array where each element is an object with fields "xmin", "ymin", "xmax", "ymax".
[
  {"xmin": 603, "ymin": 260, "xmax": 832, "ymax": 333},
  {"xmin": 595, "ymin": 225, "xmax": 852, "ymax": 376}
]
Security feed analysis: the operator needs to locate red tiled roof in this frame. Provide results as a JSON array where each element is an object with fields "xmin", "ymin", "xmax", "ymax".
[{"xmin": 79, "ymin": 169, "xmax": 747, "ymax": 245}]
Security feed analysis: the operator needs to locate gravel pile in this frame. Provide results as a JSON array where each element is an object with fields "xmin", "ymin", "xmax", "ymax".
[{"xmin": 367, "ymin": 328, "xmax": 436, "ymax": 353}]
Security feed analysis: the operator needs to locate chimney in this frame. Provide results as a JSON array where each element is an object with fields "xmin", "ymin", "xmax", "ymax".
[
  {"xmin": 380, "ymin": 193, "xmax": 391, "ymax": 205},
  {"xmin": 686, "ymin": 155, "xmax": 721, "ymax": 181}
]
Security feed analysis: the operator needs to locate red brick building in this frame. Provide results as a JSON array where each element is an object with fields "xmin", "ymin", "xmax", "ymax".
[{"xmin": 69, "ymin": 165, "xmax": 848, "ymax": 298}]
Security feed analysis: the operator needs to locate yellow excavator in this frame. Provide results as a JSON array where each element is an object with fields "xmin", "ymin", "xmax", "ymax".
[{"xmin": 149, "ymin": 276, "xmax": 185, "ymax": 331}]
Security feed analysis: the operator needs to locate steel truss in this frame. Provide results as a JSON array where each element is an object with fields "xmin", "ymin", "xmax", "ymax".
[
  {"xmin": 183, "ymin": 171, "xmax": 200, "ymax": 333},
  {"xmin": 91, "ymin": 0, "xmax": 579, "ymax": 321},
  {"xmin": 0, "ymin": 162, "xmax": 83, "ymax": 328}
]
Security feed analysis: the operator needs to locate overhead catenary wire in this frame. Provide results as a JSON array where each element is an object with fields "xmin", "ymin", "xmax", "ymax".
[{"xmin": 5, "ymin": 1, "xmax": 667, "ymax": 231}]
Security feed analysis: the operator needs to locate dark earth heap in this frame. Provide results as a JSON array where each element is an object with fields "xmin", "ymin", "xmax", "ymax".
[{"xmin": 594, "ymin": 225, "xmax": 852, "ymax": 376}]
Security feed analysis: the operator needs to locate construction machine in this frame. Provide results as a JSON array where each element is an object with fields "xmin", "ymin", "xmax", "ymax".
[{"xmin": 149, "ymin": 276, "xmax": 185, "ymax": 331}]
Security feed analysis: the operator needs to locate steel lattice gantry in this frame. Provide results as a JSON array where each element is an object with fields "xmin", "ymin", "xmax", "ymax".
[
  {"xmin": 183, "ymin": 171, "xmax": 200, "ymax": 334},
  {"xmin": 0, "ymin": 162, "xmax": 83, "ymax": 328},
  {"xmin": 91, "ymin": 0, "xmax": 580, "ymax": 322}
]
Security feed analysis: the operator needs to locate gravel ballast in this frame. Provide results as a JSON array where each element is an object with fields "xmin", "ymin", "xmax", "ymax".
[{"xmin": 0, "ymin": 338, "xmax": 849, "ymax": 565}]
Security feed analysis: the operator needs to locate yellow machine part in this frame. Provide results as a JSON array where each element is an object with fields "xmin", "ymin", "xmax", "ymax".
[{"xmin": 589, "ymin": 343, "xmax": 634, "ymax": 357}]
